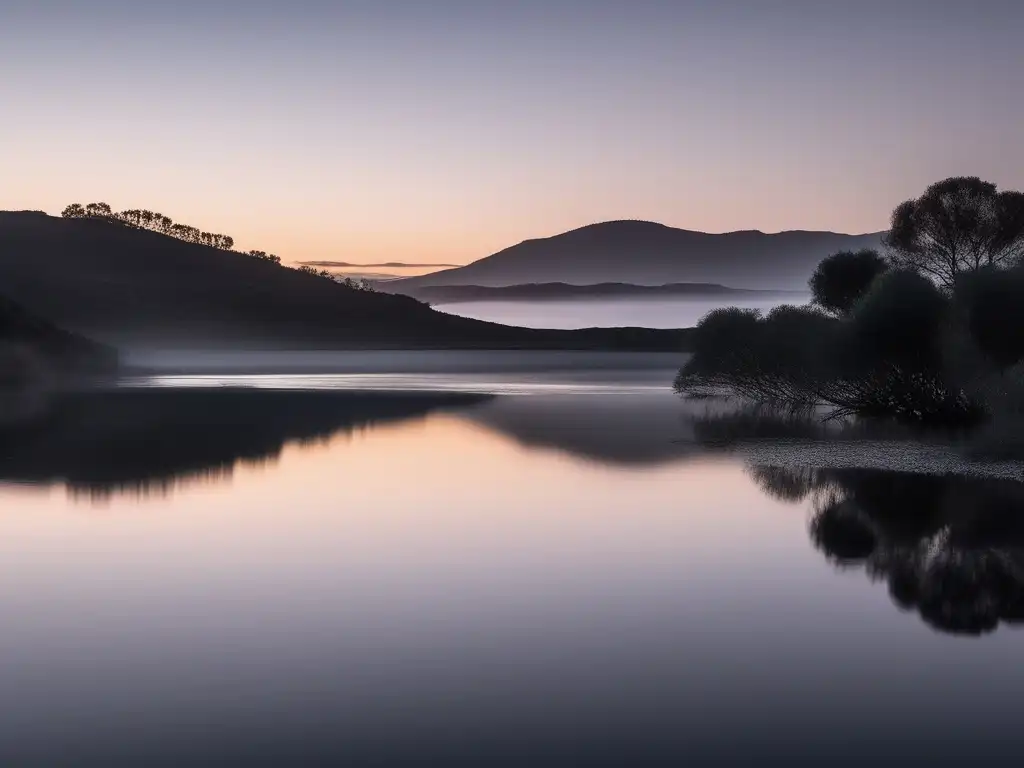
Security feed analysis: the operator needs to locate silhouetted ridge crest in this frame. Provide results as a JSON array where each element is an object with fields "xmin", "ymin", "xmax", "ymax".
[{"xmin": 389, "ymin": 220, "xmax": 885, "ymax": 291}]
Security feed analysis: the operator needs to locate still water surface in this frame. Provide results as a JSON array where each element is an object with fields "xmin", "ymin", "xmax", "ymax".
[{"xmin": 1, "ymin": 373, "xmax": 1022, "ymax": 765}]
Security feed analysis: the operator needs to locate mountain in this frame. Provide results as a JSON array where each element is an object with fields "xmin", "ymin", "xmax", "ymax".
[
  {"xmin": 402, "ymin": 282, "xmax": 801, "ymax": 304},
  {"xmin": 388, "ymin": 221, "xmax": 885, "ymax": 291},
  {"xmin": 0, "ymin": 212, "xmax": 690, "ymax": 351},
  {"xmin": 0, "ymin": 294, "xmax": 118, "ymax": 388}
]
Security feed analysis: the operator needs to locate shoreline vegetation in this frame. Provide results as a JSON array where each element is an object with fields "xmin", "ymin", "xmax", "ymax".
[{"xmin": 675, "ymin": 176, "xmax": 1024, "ymax": 455}]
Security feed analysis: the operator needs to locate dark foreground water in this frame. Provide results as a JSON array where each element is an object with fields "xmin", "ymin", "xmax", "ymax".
[{"xmin": 2, "ymin": 374, "xmax": 1024, "ymax": 765}]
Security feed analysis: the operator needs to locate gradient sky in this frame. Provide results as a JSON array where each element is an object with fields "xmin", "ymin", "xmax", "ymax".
[{"xmin": 2, "ymin": 1, "xmax": 1022, "ymax": 265}]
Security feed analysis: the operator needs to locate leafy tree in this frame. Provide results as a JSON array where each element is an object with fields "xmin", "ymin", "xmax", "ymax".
[
  {"xmin": 884, "ymin": 177, "xmax": 1024, "ymax": 288},
  {"xmin": 248, "ymin": 250, "xmax": 282, "ymax": 264},
  {"xmin": 675, "ymin": 259, "xmax": 980, "ymax": 425},
  {"xmin": 809, "ymin": 249, "xmax": 888, "ymax": 317},
  {"xmin": 296, "ymin": 266, "xmax": 335, "ymax": 280},
  {"xmin": 690, "ymin": 307, "xmax": 761, "ymax": 360},
  {"xmin": 956, "ymin": 267, "xmax": 1024, "ymax": 371},
  {"xmin": 850, "ymin": 269, "xmax": 948, "ymax": 371},
  {"xmin": 341, "ymin": 277, "xmax": 376, "ymax": 292},
  {"xmin": 85, "ymin": 202, "xmax": 112, "ymax": 218},
  {"xmin": 62, "ymin": 201, "xmax": 265, "ymax": 260}
]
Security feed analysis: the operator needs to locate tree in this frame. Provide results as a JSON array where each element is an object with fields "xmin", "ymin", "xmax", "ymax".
[
  {"xmin": 85, "ymin": 202, "xmax": 112, "ymax": 218},
  {"xmin": 247, "ymin": 250, "xmax": 281, "ymax": 264},
  {"xmin": 956, "ymin": 267, "xmax": 1024, "ymax": 371},
  {"xmin": 296, "ymin": 265, "xmax": 333, "ymax": 280},
  {"xmin": 341, "ymin": 277, "xmax": 376, "ymax": 292},
  {"xmin": 809, "ymin": 249, "xmax": 889, "ymax": 317},
  {"xmin": 62, "ymin": 200, "xmax": 254, "ymax": 258},
  {"xmin": 850, "ymin": 269, "xmax": 948, "ymax": 371},
  {"xmin": 884, "ymin": 177, "xmax": 1024, "ymax": 289}
]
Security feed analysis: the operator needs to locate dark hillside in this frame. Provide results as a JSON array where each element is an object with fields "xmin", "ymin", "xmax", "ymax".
[
  {"xmin": 0, "ymin": 213, "xmax": 689, "ymax": 351},
  {"xmin": 0, "ymin": 293, "xmax": 117, "ymax": 387}
]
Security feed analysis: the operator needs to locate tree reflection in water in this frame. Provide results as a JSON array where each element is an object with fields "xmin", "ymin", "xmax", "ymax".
[{"xmin": 750, "ymin": 463, "xmax": 1024, "ymax": 635}]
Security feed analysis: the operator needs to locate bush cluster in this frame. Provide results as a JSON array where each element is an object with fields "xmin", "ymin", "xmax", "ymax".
[{"xmin": 675, "ymin": 177, "xmax": 1024, "ymax": 427}]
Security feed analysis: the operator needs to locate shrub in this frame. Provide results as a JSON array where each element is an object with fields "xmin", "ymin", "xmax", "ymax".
[
  {"xmin": 955, "ymin": 267, "xmax": 1024, "ymax": 371},
  {"xmin": 675, "ymin": 305, "xmax": 840, "ymax": 410},
  {"xmin": 809, "ymin": 249, "xmax": 888, "ymax": 317},
  {"xmin": 849, "ymin": 270, "xmax": 948, "ymax": 371},
  {"xmin": 676, "ymin": 271, "xmax": 982, "ymax": 426}
]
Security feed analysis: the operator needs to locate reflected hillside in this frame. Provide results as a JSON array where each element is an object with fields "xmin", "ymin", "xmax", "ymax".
[
  {"xmin": 0, "ymin": 388, "xmax": 489, "ymax": 499},
  {"xmin": 460, "ymin": 393, "xmax": 700, "ymax": 466},
  {"xmin": 752, "ymin": 464, "xmax": 1024, "ymax": 636}
]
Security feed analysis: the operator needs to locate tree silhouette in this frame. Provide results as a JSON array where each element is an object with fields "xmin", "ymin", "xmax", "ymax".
[
  {"xmin": 341, "ymin": 277, "xmax": 377, "ymax": 292},
  {"xmin": 60, "ymin": 201, "xmax": 286, "ymax": 268},
  {"xmin": 809, "ymin": 249, "xmax": 888, "ymax": 317},
  {"xmin": 297, "ymin": 265, "xmax": 335, "ymax": 280},
  {"xmin": 849, "ymin": 269, "xmax": 948, "ymax": 372},
  {"xmin": 247, "ymin": 250, "xmax": 282, "ymax": 264},
  {"xmin": 85, "ymin": 202, "xmax": 112, "ymax": 218},
  {"xmin": 956, "ymin": 266, "xmax": 1024, "ymax": 371},
  {"xmin": 884, "ymin": 177, "xmax": 1024, "ymax": 288}
]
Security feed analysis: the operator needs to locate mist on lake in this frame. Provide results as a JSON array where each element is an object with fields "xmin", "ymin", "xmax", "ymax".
[{"xmin": 433, "ymin": 295, "xmax": 807, "ymax": 329}]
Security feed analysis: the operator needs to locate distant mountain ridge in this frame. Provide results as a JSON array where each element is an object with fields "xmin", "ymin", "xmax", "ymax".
[{"xmin": 391, "ymin": 220, "xmax": 885, "ymax": 291}]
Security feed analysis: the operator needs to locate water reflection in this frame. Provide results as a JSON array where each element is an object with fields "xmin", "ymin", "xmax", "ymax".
[
  {"xmin": 0, "ymin": 388, "xmax": 489, "ymax": 498},
  {"xmin": 462, "ymin": 393, "xmax": 698, "ymax": 465},
  {"xmin": 4, "ymin": 391, "xmax": 1024, "ymax": 761},
  {"xmin": 751, "ymin": 464, "xmax": 1024, "ymax": 635},
  {"xmin": 10, "ymin": 385, "xmax": 1024, "ymax": 639},
  {"xmin": 0, "ymin": 388, "xmax": 703, "ymax": 501}
]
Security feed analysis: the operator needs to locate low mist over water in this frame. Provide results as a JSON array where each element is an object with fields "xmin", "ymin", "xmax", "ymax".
[{"xmin": 433, "ymin": 296, "xmax": 806, "ymax": 329}]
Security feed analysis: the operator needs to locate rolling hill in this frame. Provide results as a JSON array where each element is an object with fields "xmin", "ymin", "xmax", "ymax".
[
  {"xmin": 0, "ymin": 212, "xmax": 690, "ymax": 351},
  {"xmin": 0, "ymin": 294, "xmax": 118, "ymax": 388},
  {"xmin": 388, "ymin": 220, "xmax": 885, "ymax": 292}
]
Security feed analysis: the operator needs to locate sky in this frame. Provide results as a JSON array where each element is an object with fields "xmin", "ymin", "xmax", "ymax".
[{"xmin": 2, "ymin": 0, "xmax": 1022, "ymax": 265}]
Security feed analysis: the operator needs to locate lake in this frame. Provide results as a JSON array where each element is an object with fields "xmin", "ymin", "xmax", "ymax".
[
  {"xmin": 433, "ymin": 295, "xmax": 806, "ymax": 329},
  {"xmin": 2, "ymin": 365, "xmax": 1023, "ymax": 765}
]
